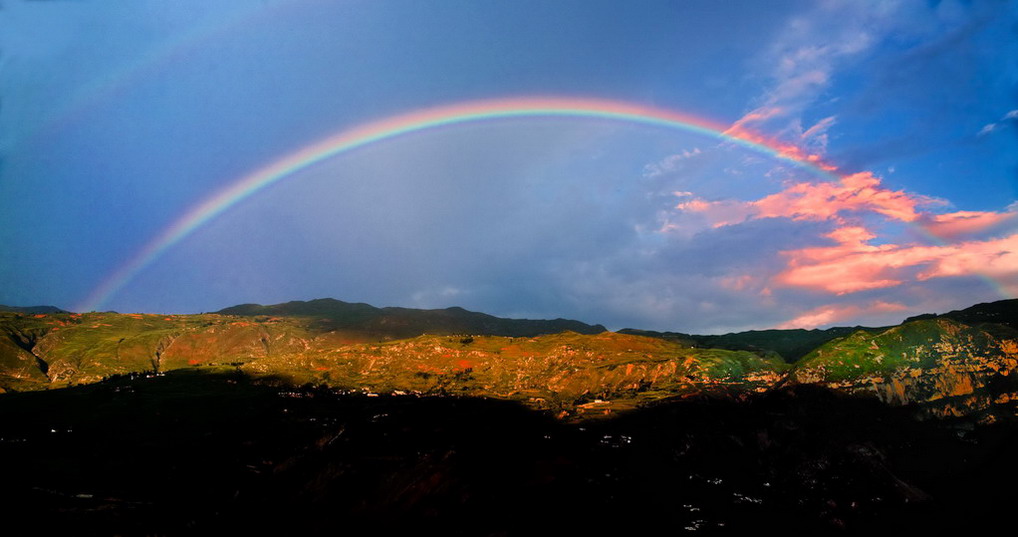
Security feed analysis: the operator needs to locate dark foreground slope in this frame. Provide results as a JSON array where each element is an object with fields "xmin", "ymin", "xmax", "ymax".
[{"xmin": 1, "ymin": 370, "xmax": 1016, "ymax": 536}]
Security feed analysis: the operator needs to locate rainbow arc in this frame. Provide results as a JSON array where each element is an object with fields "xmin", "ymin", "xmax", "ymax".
[{"xmin": 76, "ymin": 97, "xmax": 847, "ymax": 311}]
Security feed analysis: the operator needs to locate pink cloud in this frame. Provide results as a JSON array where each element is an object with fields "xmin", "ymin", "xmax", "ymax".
[
  {"xmin": 776, "ymin": 228, "xmax": 1018, "ymax": 294},
  {"xmin": 917, "ymin": 234, "xmax": 1018, "ymax": 280},
  {"xmin": 725, "ymin": 106, "xmax": 784, "ymax": 132},
  {"xmin": 826, "ymin": 225, "xmax": 876, "ymax": 245},
  {"xmin": 921, "ymin": 210, "xmax": 1018, "ymax": 240},
  {"xmin": 675, "ymin": 171, "xmax": 935, "ymax": 226},
  {"xmin": 777, "ymin": 300, "xmax": 908, "ymax": 329}
]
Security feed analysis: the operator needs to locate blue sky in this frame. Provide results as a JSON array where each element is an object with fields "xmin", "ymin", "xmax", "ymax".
[{"xmin": 1, "ymin": 0, "xmax": 1016, "ymax": 333}]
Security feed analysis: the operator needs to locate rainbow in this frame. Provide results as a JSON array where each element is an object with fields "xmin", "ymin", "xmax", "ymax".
[{"xmin": 76, "ymin": 96, "xmax": 843, "ymax": 312}]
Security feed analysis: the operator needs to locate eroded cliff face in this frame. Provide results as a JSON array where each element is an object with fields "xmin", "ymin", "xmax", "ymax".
[
  {"xmin": 0, "ymin": 325, "xmax": 50, "ymax": 389},
  {"xmin": 240, "ymin": 332, "xmax": 787, "ymax": 416},
  {"xmin": 787, "ymin": 319, "xmax": 1018, "ymax": 421}
]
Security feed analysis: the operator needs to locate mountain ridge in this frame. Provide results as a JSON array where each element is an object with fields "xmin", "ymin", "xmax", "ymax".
[
  {"xmin": 216, "ymin": 298, "xmax": 608, "ymax": 339},
  {"xmin": 0, "ymin": 304, "xmax": 69, "ymax": 314},
  {"xmin": 904, "ymin": 298, "xmax": 1018, "ymax": 330}
]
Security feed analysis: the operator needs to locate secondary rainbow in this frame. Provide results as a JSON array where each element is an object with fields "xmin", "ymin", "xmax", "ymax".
[
  {"xmin": 77, "ymin": 96, "xmax": 842, "ymax": 312},
  {"xmin": 19, "ymin": 0, "xmax": 297, "ymax": 153}
]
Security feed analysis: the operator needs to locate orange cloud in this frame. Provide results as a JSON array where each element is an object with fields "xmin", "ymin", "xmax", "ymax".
[{"xmin": 777, "ymin": 300, "xmax": 908, "ymax": 329}]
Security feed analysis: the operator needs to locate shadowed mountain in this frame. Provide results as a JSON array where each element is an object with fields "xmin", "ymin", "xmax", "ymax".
[
  {"xmin": 217, "ymin": 298, "xmax": 607, "ymax": 339},
  {"xmin": 618, "ymin": 326, "xmax": 888, "ymax": 363},
  {"xmin": 0, "ymin": 304, "xmax": 69, "ymax": 314}
]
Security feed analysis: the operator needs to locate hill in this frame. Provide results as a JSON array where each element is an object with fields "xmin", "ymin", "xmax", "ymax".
[{"xmin": 787, "ymin": 318, "xmax": 1018, "ymax": 420}]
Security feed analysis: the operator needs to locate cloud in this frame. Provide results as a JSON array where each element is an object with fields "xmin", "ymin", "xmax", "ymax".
[
  {"xmin": 675, "ymin": 171, "xmax": 937, "ymax": 226},
  {"xmin": 801, "ymin": 115, "xmax": 837, "ymax": 143},
  {"xmin": 978, "ymin": 123, "xmax": 999, "ymax": 135},
  {"xmin": 640, "ymin": 2, "xmax": 1018, "ymax": 332},
  {"xmin": 726, "ymin": 1, "xmax": 906, "ymax": 145},
  {"xmin": 667, "ymin": 162, "xmax": 1017, "ymax": 299},
  {"xmin": 776, "ymin": 300, "xmax": 908, "ymax": 329},
  {"xmin": 977, "ymin": 109, "xmax": 1018, "ymax": 136},
  {"xmin": 642, "ymin": 148, "xmax": 702, "ymax": 178},
  {"xmin": 722, "ymin": 117, "xmax": 835, "ymax": 170},
  {"xmin": 921, "ymin": 209, "xmax": 1018, "ymax": 240},
  {"xmin": 776, "ymin": 228, "xmax": 1018, "ymax": 295}
]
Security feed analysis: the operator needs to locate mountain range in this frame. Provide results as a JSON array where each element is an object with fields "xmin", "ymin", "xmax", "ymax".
[{"xmin": 3, "ymin": 297, "xmax": 1016, "ymax": 421}]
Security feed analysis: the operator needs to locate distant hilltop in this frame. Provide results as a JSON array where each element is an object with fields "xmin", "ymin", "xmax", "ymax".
[
  {"xmin": 0, "ymin": 304, "xmax": 69, "ymax": 315},
  {"xmin": 216, "ymin": 297, "xmax": 608, "ymax": 339}
]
